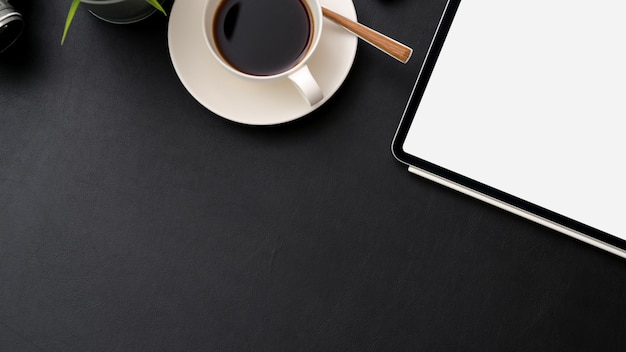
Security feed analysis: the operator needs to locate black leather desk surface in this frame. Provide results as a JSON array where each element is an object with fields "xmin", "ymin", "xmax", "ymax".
[{"xmin": 2, "ymin": 1, "xmax": 625, "ymax": 351}]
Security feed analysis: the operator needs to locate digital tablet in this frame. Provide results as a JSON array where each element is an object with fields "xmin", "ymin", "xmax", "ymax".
[{"xmin": 392, "ymin": 0, "xmax": 626, "ymax": 258}]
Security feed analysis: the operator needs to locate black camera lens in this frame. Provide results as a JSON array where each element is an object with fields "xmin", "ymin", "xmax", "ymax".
[{"xmin": 0, "ymin": 1, "xmax": 24, "ymax": 53}]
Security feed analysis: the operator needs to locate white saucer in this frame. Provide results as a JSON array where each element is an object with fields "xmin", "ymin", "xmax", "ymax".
[{"xmin": 167, "ymin": 0, "xmax": 358, "ymax": 125}]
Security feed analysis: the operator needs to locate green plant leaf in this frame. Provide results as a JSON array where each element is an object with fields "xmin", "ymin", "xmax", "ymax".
[
  {"xmin": 61, "ymin": 0, "xmax": 82, "ymax": 45},
  {"xmin": 146, "ymin": 0, "xmax": 167, "ymax": 16}
]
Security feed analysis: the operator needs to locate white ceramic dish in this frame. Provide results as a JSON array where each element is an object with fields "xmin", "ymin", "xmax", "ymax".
[{"xmin": 167, "ymin": 0, "xmax": 358, "ymax": 125}]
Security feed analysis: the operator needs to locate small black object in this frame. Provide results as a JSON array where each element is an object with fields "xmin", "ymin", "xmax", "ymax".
[{"xmin": 0, "ymin": 0, "xmax": 24, "ymax": 53}]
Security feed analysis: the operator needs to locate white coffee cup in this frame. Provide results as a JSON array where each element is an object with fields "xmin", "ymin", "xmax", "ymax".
[{"xmin": 202, "ymin": 0, "xmax": 324, "ymax": 106}]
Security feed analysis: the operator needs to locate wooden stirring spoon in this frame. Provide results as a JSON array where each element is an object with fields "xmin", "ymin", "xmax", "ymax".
[{"xmin": 322, "ymin": 7, "xmax": 413, "ymax": 64}]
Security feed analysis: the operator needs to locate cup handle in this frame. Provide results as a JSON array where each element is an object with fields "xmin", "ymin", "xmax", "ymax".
[{"xmin": 288, "ymin": 65, "xmax": 324, "ymax": 106}]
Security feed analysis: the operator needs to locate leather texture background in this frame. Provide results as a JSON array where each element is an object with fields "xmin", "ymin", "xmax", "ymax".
[{"xmin": 2, "ymin": 0, "xmax": 626, "ymax": 351}]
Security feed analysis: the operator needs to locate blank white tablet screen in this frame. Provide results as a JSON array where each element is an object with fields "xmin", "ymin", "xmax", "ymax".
[{"xmin": 403, "ymin": 0, "xmax": 625, "ymax": 239}]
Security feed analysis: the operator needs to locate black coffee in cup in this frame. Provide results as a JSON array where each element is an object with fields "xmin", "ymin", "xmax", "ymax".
[{"xmin": 213, "ymin": 0, "xmax": 313, "ymax": 76}]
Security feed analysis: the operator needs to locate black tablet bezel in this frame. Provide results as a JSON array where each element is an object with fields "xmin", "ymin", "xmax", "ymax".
[{"xmin": 391, "ymin": 0, "xmax": 626, "ymax": 254}]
